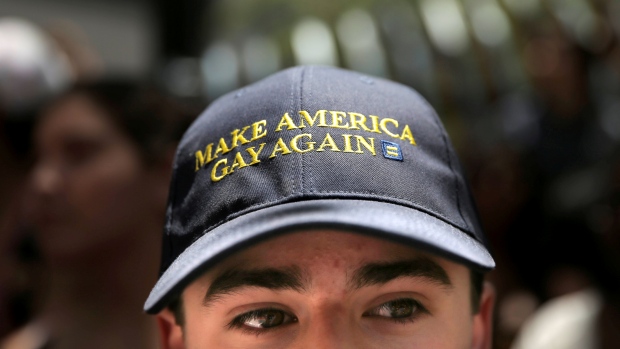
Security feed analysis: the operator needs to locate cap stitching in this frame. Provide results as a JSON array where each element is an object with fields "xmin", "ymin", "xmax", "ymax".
[
  {"xmin": 305, "ymin": 66, "xmax": 317, "ymax": 191},
  {"xmin": 298, "ymin": 66, "xmax": 306, "ymax": 194},
  {"xmin": 286, "ymin": 67, "xmax": 298, "ymax": 194}
]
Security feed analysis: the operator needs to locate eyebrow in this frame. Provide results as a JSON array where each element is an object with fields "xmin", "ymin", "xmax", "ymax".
[
  {"xmin": 203, "ymin": 257, "xmax": 452, "ymax": 306},
  {"xmin": 203, "ymin": 266, "xmax": 306, "ymax": 305},
  {"xmin": 349, "ymin": 257, "xmax": 453, "ymax": 290}
]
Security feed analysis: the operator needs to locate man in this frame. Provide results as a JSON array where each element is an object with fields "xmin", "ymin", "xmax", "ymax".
[{"xmin": 145, "ymin": 66, "xmax": 496, "ymax": 348}]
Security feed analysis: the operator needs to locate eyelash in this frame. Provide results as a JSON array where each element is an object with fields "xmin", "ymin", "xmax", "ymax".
[
  {"xmin": 364, "ymin": 298, "xmax": 429, "ymax": 324},
  {"xmin": 228, "ymin": 297, "xmax": 427, "ymax": 335},
  {"xmin": 228, "ymin": 307, "xmax": 297, "ymax": 336}
]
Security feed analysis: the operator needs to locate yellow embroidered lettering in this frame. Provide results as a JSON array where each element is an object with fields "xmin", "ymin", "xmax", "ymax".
[
  {"xmin": 229, "ymin": 152, "xmax": 248, "ymax": 173},
  {"xmin": 211, "ymin": 158, "xmax": 229, "ymax": 182},
  {"xmin": 348, "ymin": 112, "xmax": 371, "ymax": 131},
  {"xmin": 316, "ymin": 133, "xmax": 341, "ymax": 152},
  {"xmin": 194, "ymin": 143, "xmax": 215, "ymax": 171},
  {"xmin": 230, "ymin": 125, "xmax": 251, "ymax": 149},
  {"xmin": 251, "ymin": 120, "xmax": 268, "ymax": 140},
  {"xmin": 329, "ymin": 111, "xmax": 349, "ymax": 129},
  {"xmin": 298, "ymin": 110, "xmax": 328, "ymax": 128},
  {"xmin": 369, "ymin": 115, "xmax": 381, "ymax": 133},
  {"xmin": 355, "ymin": 135, "xmax": 376, "ymax": 155},
  {"xmin": 379, "ymin": 118, "xmax": 399, "ymax": 138},
  {"xmin": 214, "ymin": 138, "xmax": 231, "ymax": 157},
  {"xmin": 269, "ymin": 138, "xmax": 293, "ymax": 158},
  {"xmin": 342, "ymin": 134, "xmax": 356, "ymax": 153},
  {"xmin": 290, "ymin": 134, "xmax": 315, "ymax": 153},
  {"xmin": 275, "ymin": 113, "xmax": 298, "ymax": 132},
  {"xmin": 245, "ymin": 143, "xmax": 266, "ymax": 165},
  {"xmin": 400, "ymin": 124, "xmax": 416, "ymax": 145}
]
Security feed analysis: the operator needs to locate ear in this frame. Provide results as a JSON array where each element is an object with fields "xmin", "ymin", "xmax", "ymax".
[
  {"xmin": 471, "ymin": 281, "xmax": 496, "ymax": 349},
  {"xmin": 157, "ymin": 308, "xmax": 185, "ymax": 349}
]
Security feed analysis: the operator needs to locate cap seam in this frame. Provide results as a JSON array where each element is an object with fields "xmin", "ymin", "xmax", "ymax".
[
  {"xmin": 298, "ymin": 66, "xmax": 307, "ymax": 194},
  {"xmin": 306, "ymin": 66, "xmax": 317, "ymax": 192},
  {"xmin": 287, "ymin": 66, "xmax": 299, "ymax": 195}
]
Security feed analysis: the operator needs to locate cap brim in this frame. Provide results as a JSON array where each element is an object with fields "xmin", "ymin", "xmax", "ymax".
[{"xmin": 144, "ymin": 199, "xmax": 495, "ymax": 313}]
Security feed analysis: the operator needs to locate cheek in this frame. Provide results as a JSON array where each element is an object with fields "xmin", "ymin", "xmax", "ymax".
[
  {"xmin": 426, "ymin": 294, "xmax": 475, "ymax": 348},
  {"xmin": 63, "ymin": 148, "xmax": 148, "ymax": 243},
  {"xmin": 72, "ymin": 153, "xmax": 143, "ymax": 220}
]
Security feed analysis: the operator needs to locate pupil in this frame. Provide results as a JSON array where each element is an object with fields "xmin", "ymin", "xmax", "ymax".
[
  {"xmin": 390, "ymin": 299, "xmax": 414, "ymax": 318},
  {"xmin": 259, "ymin": 310, "xmax": 283, "ymax": 328}
]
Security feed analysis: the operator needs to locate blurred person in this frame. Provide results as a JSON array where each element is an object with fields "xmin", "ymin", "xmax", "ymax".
[
  {"xmin": 0, "ymin": 17, "xmax": 73, "ymax": 338},
  {"xmin": 522, "ymin": 27, "xmax": 599, "ymax": 180},
  {"xmin": 1, "ymin": 79, "xmax": 194, "ymax": 349},
  {"xmin": 470, "ymin": 22, "xmax": 620, "ymax": 349},
  {"xmin": 0, "ymin": 101, "xmax": 38, "ymax": 339}
]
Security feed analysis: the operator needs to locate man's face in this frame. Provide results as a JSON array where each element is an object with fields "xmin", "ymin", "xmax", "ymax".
[{"xmin": 158, "ymin": 230, "xmax": 494, "ymax": 349}]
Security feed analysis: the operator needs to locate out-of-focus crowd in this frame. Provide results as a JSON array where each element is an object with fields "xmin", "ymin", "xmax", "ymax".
[
  {"xmin": 0, "ymin": 18, "xmax": 198, "ymax": 348},
  {"xmin": 1, "ymin": 0, "xmax": 620, "ymax": 347}
]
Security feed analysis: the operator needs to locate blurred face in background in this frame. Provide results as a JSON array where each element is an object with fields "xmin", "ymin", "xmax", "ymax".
[{"xmin": 30, "ymin": 92, "xmax": 160, "ymax": 264}]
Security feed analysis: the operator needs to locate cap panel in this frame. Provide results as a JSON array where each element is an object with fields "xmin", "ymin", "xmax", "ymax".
[
  {"xmin": 162, "ymin": 67, "xmax": 305, "ymax": 273},
  {"xmin": 297, "ymin": 66, "xmax": 476, "ymax": 233}
]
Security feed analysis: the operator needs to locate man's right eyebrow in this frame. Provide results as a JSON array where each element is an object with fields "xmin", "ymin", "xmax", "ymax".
[{"xmin": 203, "ymin": 266, "xmax": 307, "ymax": 306}]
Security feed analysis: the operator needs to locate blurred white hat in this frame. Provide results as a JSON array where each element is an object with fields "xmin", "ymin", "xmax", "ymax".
[{"xmin": 0, "ymin": 17, "xmax": 73, "ymax": 115}]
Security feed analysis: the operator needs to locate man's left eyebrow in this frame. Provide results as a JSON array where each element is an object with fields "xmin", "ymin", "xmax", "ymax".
[
  {"xmin": 203, "ymin": 266, "xmax": 307, "ymax": 306},
  {"xmin": 349, "ymin": 257, "xmax": 453, "ymax": 290}
]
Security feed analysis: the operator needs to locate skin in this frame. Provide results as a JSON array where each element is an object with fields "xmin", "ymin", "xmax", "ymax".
[
  {"xmin": 31, "ymin": 93, "xmax": 168, "ymax": 263},
  {"xmin": 158, "ymin": 230, "xmax": 495, "ymax": 349}
]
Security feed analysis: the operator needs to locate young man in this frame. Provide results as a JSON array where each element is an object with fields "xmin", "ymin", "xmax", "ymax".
[{"xmin": 145, "ymin": 66, "xmax": 496, "ymax": 348}]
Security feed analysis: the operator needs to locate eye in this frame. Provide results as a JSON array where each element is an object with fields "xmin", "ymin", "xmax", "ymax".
[
  {"xmin": 229, "ymin": 308, "xmax": 297, "ymax": 332},
  {"xmin": 62, "ymin": 139, "xmax": 103, "ymax": 167},
  {"xmin": 364, "ymin": 298, "xmax": 426, "ymax": 321}
]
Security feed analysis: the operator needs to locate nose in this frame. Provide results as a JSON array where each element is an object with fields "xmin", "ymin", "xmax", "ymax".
[
  {"xmin": 32, "ymin": 160, "xmax": 63, "ymax": 196},
  {"xmin": 294, "ymin": 308, "xmax": 359, "ymax": 349}
]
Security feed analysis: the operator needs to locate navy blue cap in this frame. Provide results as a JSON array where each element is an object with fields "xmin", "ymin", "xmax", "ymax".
[{"xmin": 145, "ymin": 65, "xmax": 495, "ymax": 314}]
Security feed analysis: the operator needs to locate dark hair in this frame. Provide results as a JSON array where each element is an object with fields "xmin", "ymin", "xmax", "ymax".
[
  {"xmin": 167, "ymin": 269, "xmax": 486, "ymax": 326},
  {"xmin": 51, "ymin": 78, "xmax": 197, "ymax": 165},
  {"xmin": 470, "ymin": 269, "xmax": 484, "ymax": 313},
  {"xmin": 169, "ymin": 295, "xmax": 185, "ymax": 327}
]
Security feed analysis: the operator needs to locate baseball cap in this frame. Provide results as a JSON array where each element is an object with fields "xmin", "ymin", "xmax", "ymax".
[{"xmin": 144, "ymin": 65, "xmax": 495, "ymax": 314}]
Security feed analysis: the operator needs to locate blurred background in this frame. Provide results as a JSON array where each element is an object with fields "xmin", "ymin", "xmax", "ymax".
[{"xmin": 1, "ymin": 0, "xmax": 619, "ymax": 348}]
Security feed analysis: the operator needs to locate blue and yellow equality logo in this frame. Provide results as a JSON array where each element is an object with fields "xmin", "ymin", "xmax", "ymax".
[{"xmin": 194, "ymin": 110, "xmax": 417, "ymax": 182}]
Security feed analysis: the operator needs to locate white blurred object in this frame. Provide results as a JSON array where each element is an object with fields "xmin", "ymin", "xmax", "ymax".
[
  {"xmin": 0, "ymin": 17, "xmax": 72, "ymax": 114},
  {"xmin": 511, "ymin": 288, "xmax": 602, "ymax": 349},
  {"xmin": 291, "ymin": 17, "xmax": 338, "ymax": 67}
]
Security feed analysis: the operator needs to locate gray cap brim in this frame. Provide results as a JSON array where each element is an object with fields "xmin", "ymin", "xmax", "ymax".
[{"xmin": 144, "ymin": 198, "xmax": 495, "ymax": 313}]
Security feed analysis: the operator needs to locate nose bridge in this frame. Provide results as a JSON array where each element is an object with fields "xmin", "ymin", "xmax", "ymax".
[{"xmin": 296, "ymin": 301, "xmax": 357, "ymax": 349}]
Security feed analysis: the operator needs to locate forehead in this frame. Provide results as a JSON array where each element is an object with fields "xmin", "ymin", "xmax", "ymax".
[
  {"xmin": 194, "ymin": 229, "xmax": 469, "ymax": 285},
  {"xmin": 37, "ymin": 93, "xmax": 115, "ymax": 140}
]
